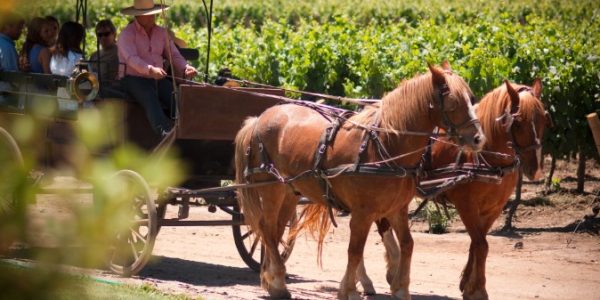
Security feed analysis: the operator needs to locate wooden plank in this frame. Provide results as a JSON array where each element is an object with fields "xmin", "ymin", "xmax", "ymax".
[
  {"xmin": 177, "ymin": 84, "xmax": 285, "ymax": 140},
  {"xmin": 587, "ymin": 112, "xmax": 600, "ymax": 156}
]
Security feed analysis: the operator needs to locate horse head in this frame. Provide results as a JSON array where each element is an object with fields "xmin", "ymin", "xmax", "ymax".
[
  {"xmin": 429, "ymin": 62, "xmax": 485, "ymax": 152},
  {"xmin": 502, "ymin": 79, "xmax": 551, "ymax": 180}
]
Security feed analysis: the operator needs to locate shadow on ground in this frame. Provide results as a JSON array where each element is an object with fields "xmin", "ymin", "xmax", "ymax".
[{"xmin": 139, "ymin": 255, "xmax": 317, "ymax": 287}]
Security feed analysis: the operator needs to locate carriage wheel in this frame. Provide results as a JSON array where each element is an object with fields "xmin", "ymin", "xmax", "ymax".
[
  {"xmin": 232, "ymin": 205, "xmax": 297, "ymax": 272},
  {"xmin": 107, "ymin": 170, "xmax": 157, "ymax": 276},
  {"xmin": 0, "ymin": 127, "xmax": 24, "ymax": 253}
]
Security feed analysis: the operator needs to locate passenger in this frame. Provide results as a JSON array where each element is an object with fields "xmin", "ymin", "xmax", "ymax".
[
  {"xmin": 50, "ymin": 21, "xmax": 85, "ymax": 76},
  {"xmin": 90, "ymin": 19, "xmax": 119, "ymax": 83},
  {"xmin": 118, "ymin": 0, "xmax": 197, "ymax": 136},
  {"xmin": 43, "ymin": 16, "xmax": 60, "ymax": 52},
  {"xmin": 20, "ymin": 17, "xmax": 52, "ymax": 73},
  {"xmin": 168, "ymin": 29, "xmax": 187, "ymax": 49},
  {"xmin": 0, "ymin": 11, "xmax": 25, "ymax": 72}
]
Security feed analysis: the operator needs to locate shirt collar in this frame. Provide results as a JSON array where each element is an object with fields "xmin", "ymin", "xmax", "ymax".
[{"xmin": 133, "ymin": 19, "xmax": 155, "ymax": 34}]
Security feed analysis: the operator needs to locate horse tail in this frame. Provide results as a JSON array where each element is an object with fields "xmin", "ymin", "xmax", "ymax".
[
  {"xmin": 291, "ymin": 203, "xmax": 332, "ymax": 267},
  {"xmin": 234, "ymin": 117, "xmax": 263, "ymax": 233}
]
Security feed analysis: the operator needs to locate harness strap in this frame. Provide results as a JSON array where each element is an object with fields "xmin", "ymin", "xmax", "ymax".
[{"xmin": 312, "ymin": 118, "xmax": 351, "ymax": 225}]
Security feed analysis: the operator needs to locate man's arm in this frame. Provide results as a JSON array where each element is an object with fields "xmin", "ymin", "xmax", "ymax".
[
  {"xmin": 117, "ymin": 27, "xmax": 152, "ymax": 76},
  {"xmin": 164, "ymin": 32, "xmax": 195, "ymax": 78}
]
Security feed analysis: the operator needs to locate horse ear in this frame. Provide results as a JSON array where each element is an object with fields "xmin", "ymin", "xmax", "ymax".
[
  {"xmin": 505, "ymin": 80, "xmax": 520, "ymax": 114},
  {"xmin": 531, "ymin": 78, "xmax": 543, "ymax": 98},
  {"xmin": 441, "ymin": 60, "xmax": 452, "ymax": 71},
  {"xmin": 428, "ymin": 63, "xmax": 447, "ymax": 88}
]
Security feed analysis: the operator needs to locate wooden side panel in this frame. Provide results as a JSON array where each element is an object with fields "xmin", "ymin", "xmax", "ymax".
[
  {"xmin": 177, "ymin": 85, "xmax": 284, "ymax": 141},
  {"xmin": 587, "ymin": 112, "xmax": 600, "ymax": 156}
]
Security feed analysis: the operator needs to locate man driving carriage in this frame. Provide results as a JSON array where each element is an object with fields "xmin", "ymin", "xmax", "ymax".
[{"xmin": 118, "ymin": 0, "xmax": 198, "ymax": 137}]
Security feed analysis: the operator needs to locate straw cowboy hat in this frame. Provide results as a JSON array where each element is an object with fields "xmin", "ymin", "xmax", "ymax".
[{"xmin": 121, "ymin": 0, "xmax": 170, "ymax": 16}]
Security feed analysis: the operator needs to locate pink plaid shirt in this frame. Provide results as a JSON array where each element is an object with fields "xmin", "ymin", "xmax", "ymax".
[{"xmin": 117, "ymin": 20, "xmax": 187, "ymax": 78}]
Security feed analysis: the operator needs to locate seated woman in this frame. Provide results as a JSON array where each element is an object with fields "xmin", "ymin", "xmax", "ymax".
[
  {"xmin": 50, "ymin": 21, "xmax": 85, "ymax": 76},
  {"xmin": 20, "ymin": 17, "xmax": 51, "ymax": 73}
]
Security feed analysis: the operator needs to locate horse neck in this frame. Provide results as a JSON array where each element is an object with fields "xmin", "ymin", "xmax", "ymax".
[
  {"xmin": 478, "ymin": 94, "xmax": 516, "ymax": 166},
  {"xmin": 378, "ymin": 83, "xmax": 436, "ymax": 165}
]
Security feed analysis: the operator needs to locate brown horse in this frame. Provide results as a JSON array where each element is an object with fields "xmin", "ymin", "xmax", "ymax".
[
  {"xmin": 356, "ymin": 79, "xmax": 550, "ymax": 300},
  {"xmin": 234, "ymin": 62, "xmax": 485, "ymax": 300}
]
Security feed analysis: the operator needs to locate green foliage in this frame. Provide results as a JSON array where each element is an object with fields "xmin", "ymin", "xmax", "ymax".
[
  {"xmin": 550, "ymin": 177, "xmax": 562, "ymax": 191},
  {"xmin": 423, "ymin": 201, "xmax": 456, "ymax": 234},
  {"xmin": 0, "ymin": 104, "xmax": 184, "ymax": 298},
  {"xmin": 10, "ymin": 0, "xmax": 600, "ymax": 163},
  {"xmin": 0, "ymin": 264, "xmax": 193, "ymax": 300}
]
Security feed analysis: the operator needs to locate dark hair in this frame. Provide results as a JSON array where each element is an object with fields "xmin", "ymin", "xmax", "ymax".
[
  {"xmin": 95, "ymin": 19, "xmax": 116, "ymax": 34},
  {"xmin": 56, "ymin": 21, "xmax": 85, "ymax": 56},
  {"xmin": 21, "ymin": 17, "xmax": 46, "ymax": 58},
  {"xmin": 45, "ymin": 15, "xmax": 59, "ymax": 27}
]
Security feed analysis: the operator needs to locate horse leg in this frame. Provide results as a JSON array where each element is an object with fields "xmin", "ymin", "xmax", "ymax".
[
  {"xmin": 389, "ymin": 207, "xmax": 413, "ymax": 300},
  {"xmin": 257, "ymin": 185, "xmax": 291, "ymax": 299},
  {"xmin": 380, "ymin": 220, "xmax": 400, "ymax": 285},
  {"xmin": 355, "ymin": 219, "xmax": 399, "ymax": 295},
  {"xmin": 338, "ymin": 214, "xmax": 372, "ymax": 300},
  {"xmin": 355, "ymin": 258, "xmax": 376, "ymax": 295},
  {"xmin": 455, "ymin": 204, "xmax": 489, "ymax": 300}
]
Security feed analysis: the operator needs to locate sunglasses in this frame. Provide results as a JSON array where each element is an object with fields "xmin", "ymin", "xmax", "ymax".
[{"xmin": 96, "ymin": 31, "xmax": 112, "ymax": 37}]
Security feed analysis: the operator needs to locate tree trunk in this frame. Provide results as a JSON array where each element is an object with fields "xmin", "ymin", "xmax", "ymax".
[
  {"xmin": 577, "ymin": 151, "xmax": 586, "ymax": 193},
  {"xmin": 502, "ymin": 170, "xmax": 523, "ymax": 232},
  {"xmin": 544, "ymin": 154, "xmax": 557, "ymax": 191}
]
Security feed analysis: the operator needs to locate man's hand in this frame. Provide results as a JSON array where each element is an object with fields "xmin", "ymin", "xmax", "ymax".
[
  {"xmin": 184, "ymin": 65, "xmax": 198, "ymax": 79},
  {"xmin": 149, "ymin": 66, "xmax": 167, "ymax": 80}
]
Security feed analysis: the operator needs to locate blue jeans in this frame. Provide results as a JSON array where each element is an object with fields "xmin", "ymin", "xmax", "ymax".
[{"xmin": 121, "ymin": 75, "xmax": 174, "ymax": 134}]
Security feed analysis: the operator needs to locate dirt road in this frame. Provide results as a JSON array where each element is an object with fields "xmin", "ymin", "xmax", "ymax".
[{"xmin": 93, "ymin": 205, "xmax": 600, "ymax": 300}]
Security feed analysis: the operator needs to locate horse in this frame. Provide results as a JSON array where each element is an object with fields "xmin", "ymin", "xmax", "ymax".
[
  {"xmin": 355, "ymin": 79, "xmax": 550, "ymax": 300},
  {"xmin": 234, "ymin": 62, "xmax": 485, "ymax": 300}
]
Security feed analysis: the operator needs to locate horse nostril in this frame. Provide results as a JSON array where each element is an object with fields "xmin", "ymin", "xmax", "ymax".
[{"xmin": 474, "ymin": 135, "xmax": 481, "ymax": 145}]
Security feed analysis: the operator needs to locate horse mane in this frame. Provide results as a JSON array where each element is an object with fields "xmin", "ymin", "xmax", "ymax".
[
  {"xmin": 477, "ymin": 83, "xmax": 545, "ymax": 144},
  {"xmin": 376, "ymin": 70, "xmax": 472, "ymax": 133}
]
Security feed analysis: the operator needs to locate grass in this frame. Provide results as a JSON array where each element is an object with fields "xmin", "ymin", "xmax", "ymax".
[
  {"xmin": 522, "ymin": 196, "xmax": 555, "ymax": 207},
  {"xmin": 54, "ymin": 280, "xmax": 196, "ymax": 300},
  {"xmin": 0, "ymin": 261, "xmax": 197, "ymax": 300}
]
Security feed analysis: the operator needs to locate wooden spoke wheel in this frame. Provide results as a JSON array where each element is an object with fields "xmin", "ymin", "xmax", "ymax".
[
  {"xmin": 232, "ymin": 205, "xmax": 297, "ymax": 272},
  {"xmin": 0, "ymin": 127, "xmax": 24, "ymax": 253},
  {"xmin": 107, "ymin": 170, "xmax": 157, "ymax": 276}
]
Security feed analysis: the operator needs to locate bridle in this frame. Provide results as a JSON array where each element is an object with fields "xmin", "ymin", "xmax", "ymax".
[
  {"xmin": 434, "ymin": 78, "xmax": 481, "ymax": 142},
  {"xmin": 500, "ymin": 86, "xmax": 544, "ymax": 156}
]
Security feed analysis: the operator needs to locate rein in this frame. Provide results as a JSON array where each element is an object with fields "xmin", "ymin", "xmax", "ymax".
[{"xmin": 171, "ymin": 76, "xmax": 472, "ymax": 138}]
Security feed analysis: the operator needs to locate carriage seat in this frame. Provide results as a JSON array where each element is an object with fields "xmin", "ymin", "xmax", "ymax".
[{"xmin": 178, "ymin": 48, "xmax": 199, "ymax": 61}]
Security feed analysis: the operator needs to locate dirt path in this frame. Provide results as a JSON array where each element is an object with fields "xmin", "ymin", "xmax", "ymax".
[{"xmin": 86, "ymin": 205, "xmax": 600, "ymax": 300}]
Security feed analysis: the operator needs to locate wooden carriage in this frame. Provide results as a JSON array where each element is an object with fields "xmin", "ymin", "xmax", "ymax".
[{"xmin": 0, "ymin": 66, "xmax": 300, "ymax": 275}]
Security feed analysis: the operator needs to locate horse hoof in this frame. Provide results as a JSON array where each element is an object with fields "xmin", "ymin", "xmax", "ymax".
[
  {"xmin": 269, "ymin": 288, "xmax": 291, "ymax": 299},
  {"xmin": 349, "ymin": 291, "xmax": 362, "ymax": 300},
  {"xmin": 362, "ymin": 284, "xmax": 376, "ymax": 296},
  {"xmin": 392, "ymin": 288, "xmax": 411, "ymax": 300},
  {"xmin": 337, "ymin": 290, "xmax": 362, "ymax": 300},
  {"xmin": 363, "ymin": 289, "xmax": 376, "ymax": 296},
  {"xmin": 462, "ymin": 289, "xmax": 488, "ymax": 300}
]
